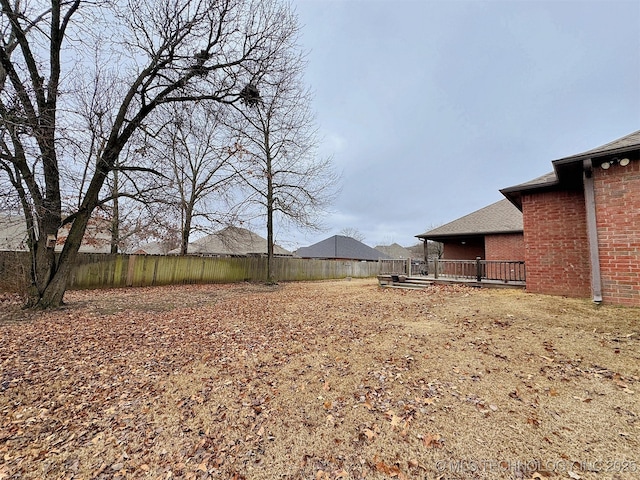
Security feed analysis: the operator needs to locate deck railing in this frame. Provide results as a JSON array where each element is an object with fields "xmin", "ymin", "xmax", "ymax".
[
  {"xmin": 379, "ymin": 259, "xmax": 411, "ymax": 275},
  {"xmin": 379, "ymin": 257, "xmax": 526, "ymax": 284},
  {"xmin": 429, "ymin": 257, "xmax": 526, "ymax": 283}
]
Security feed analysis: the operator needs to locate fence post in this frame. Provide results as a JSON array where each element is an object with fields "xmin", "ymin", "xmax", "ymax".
[
  {"xmin": 476, "ymin": 257, "xmax": 482, "ymax": 282},
  {"xmin": 434, "ymin": 258, "xmax": 439, "ymax": 279},
  {"xmin": 406, "ymin": 258, "xmax": 411, "ymax": 276}
]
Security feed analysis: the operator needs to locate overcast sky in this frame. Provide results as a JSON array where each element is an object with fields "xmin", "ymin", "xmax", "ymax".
[{"xmin": 278, "ymin": 0, "xmax": 640, "ymax": 250}]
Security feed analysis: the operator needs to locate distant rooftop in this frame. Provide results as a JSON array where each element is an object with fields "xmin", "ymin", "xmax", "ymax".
[
  {"xmin": 297, "ymin": 235, "xmax": 390, "ymax": 261},
  {"xmin": 374, "ymin": 243, "xmax": 413, "ymax": 259},
  {"xmin": 172, "ymin": 226, "xmax": 292, "ymax": 256}
]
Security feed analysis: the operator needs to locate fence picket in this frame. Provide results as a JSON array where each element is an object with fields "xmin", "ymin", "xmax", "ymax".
[{"xmin": 0, "ymin": 252, "xmax": 383, "ymax": 291}]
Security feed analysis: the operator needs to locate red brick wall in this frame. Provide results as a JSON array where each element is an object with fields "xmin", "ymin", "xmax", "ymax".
[
  {"xmin": 521, "ymin": 190, "xmax": 591, "ymax": 298},
  {"xmin": 443, "ymin": 239, "xmax": 484, "ymax": 260},
  {"xmin": 485, "ymin": 233, "xmax": 525, "ymax": 261},
  {"xmin": 593, "ymin": 160, "xmax": 640, "ymax": 306}
]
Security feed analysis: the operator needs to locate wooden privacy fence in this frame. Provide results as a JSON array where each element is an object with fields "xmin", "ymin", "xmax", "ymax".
[{"xmin": 0, "ymin": 251, "xmax": 382, "ymax": 291}]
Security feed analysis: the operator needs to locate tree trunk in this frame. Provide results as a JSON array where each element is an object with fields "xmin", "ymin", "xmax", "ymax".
[
  {"xmin": 110, "ymin": 168, "xmax": 120, "ymax": 254},
  {"xmin": 181, "ymin": 205, "xmax": 193, "ymax": 255},
  {"xmin": 25, "ymin": 211, "xmax": 83, "ymax": 308},
  {"xmin": 25, "ymin": 240, "xmax": 57, "ymax": 308},
  {"xmin": 265, "ymin": 141, "xmax": 275, "ymax": 284},
  {"xmin": 25, "ymin": 152, "xmax": 110, "ymax": 308},
  {"xmin": 267, "ymin": 201, "xmax": 274, "ymax": 283},
  {"xmin": 36, "ymin": 264, "xmax": 71, "ymax": 309}
]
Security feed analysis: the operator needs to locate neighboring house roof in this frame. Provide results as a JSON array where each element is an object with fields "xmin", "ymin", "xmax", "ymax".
[
  {"xmin": 502, "ymin": 129, "xmax": 640, "ymax": 208},
  {"xmin": 375, "ymin": 243, "xmax": 413, "ymax": 259},
  {"xmin": 296, "ymin": 235, "xmax": 391, "ymax": 261},
  {"xmin": 56, "ymin": 218, "xmax": 112, "ymax": 253},
  {"xmin": 0, "ymin": 213, "xmax": 111, "ymax": 253},
  {"xmin": 173, "ymin": 226, "xmax": 293, "ymax": 256},
  {"xmin": 0, "ymin": 214, "xmax": 28, "ymax": 251},
  {"xmin": 133, "ymin": 242, "xmax": 174, "ymax": 255},
  {"xmin": 416, "ymin": 199, "xmax": 523, "ymax": 241}
]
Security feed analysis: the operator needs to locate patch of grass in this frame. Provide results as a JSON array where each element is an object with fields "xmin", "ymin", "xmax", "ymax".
[{"xmin": 0, "ymin": 279, "xmax": 638, "ymax": 479}]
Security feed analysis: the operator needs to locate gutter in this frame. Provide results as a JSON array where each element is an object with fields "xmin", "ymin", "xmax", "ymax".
[{"xmin": 582, "ymin": 159, "xmax": 603, "ymax": 303}]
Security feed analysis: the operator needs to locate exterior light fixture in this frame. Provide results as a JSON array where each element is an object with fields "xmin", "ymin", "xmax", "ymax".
[{"xmin": 601, "ymin": 157, "xmax": 631, "ymax": 169}]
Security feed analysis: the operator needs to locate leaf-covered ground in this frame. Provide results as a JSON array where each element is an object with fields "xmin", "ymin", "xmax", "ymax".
[{"xmin": 1, "ymin": 279, "xmax": 639, "ymax": 479}]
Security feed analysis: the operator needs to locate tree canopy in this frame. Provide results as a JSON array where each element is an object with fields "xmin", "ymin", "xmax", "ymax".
[{"xmin": 0, "ymin": 0, "xmax": 302, "ymax": 307}]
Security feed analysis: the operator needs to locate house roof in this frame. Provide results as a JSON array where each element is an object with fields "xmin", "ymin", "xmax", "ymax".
[
  {"xmin": 416, "ymin": 199, "xmax": 523, "ymax": 240},
  {"xmin": 175, "ymin": 226, "xmax": 293, "ymax": 256},
  {"xmin": 374, "ymin": 243, "xmax": 413, "ymax": 259},
  {"xmin": 296, "ymin": 235, "xmax": 391, "ymax": 261},
  {"xmin": 133, "ymin": 242, "xmax": 174, "ymax": 255},
  {"xmin": 501, "ymin": 129, "xmax": 640, "ymax": 208},
  {"xmin": 0, "ymin": 214, "xmax": 28, "ymax": 251},
  {"xmin": 552, "ymin": 129, "xmax": 640, "ymax": 165},
  {"xmin": 0, "ymin": 213, "xmax": 112, "ymax": 253},
  {"xmin": 505, "ymin": 171, "xmax": 558, "ymax": 190},
  {"xmin": 56, "ymin": 218, "xmax": 112, "ymax": 253}
]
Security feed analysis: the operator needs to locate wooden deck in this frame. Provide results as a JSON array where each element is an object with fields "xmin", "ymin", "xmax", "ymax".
[{"xmin": 377, "ymin": 274, "xmax": 526, "ymax": 290}]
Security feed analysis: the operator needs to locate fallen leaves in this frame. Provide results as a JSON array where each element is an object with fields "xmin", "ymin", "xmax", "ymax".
[
  {"xmin": 374, "ymin": 456, "xmax": 406, "ymax": 478},
  {"xmin": 385, "ymin": 409, "xmax": 402, "ymax": 427},
  {"xmin": 421, "ymin": 433, "xmax": 444, "ymax": 449},
  {"xmin": 1, "ymin": 281, "xmax": 639, "ymax": 479}
]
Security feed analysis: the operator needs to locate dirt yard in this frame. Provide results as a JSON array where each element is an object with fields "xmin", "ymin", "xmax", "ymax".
[{"xmin": 1, "ymin": 279, "xmax": 638, "ymax": 479}]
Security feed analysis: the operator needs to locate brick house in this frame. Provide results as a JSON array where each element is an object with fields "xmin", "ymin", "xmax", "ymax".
[
  {"xmin": 501, "ymin": 130, "xmax": 640, "ymax": 306},
  {"xmin": 416, "ymin": 199, "xmax": 525, "ymax": 261}
]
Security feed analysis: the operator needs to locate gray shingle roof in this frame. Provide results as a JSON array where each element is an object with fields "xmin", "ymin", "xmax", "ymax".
[
  {"xmin": 174, "ymin": 226, "xmax": 293, "ymax": 256},
  {"xmin": 416, "ymin": 199, "xmax": 523, "ymax": 239},
  {"xmin": 374, "ymin": 243, "xmax": 413, "ymax": 259},
  {"xmin": 501, "ymin": 129, "xmax": 640, "ymax": 209},
  {"xmin": 504, "ymin": 171, "xmax": 558, "ymax": 190},
  {"xmin": 499, "ymin": 172, "xmax": 559, "ymax": 209},
  {"xmin": 0, "ymin": 214, "xmax": 112, "ymax": 252},
  {"xmin": 554, "ymin": 129, "xmax": 640, "ymax": 164},
  {"xmin": 296, "ymin": 235, "xmax": 391, "ymax": 261},
  {"xmin": 0, "ymin": 214, "xmax": 28, "ymax": 251},
  {"xmin": 133, "ymin": 242, "xmax": 173, "ymax": 255}
]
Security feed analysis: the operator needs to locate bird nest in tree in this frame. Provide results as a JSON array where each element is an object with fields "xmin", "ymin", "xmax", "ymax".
[{"xmin": 240, "ymin": 83, "xmax": 261, "ymax": 107}]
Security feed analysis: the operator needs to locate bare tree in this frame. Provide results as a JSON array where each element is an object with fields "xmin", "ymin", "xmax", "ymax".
[
  {"xmin": 420, "ymin": 224, "xmax": 444, "ymax": 260},
  {"xmin": 0, "ymin": 0, "xmax": 298, "ymax": 308},
  {"xmin": 228, "ymin": 46, "xmax": 340, "ymax": 282},
  {"xmin": 69, "ymin": 75, "xmax": 167, "ymax": 253},
  {"xmin": 338, "ymin": 228, "xmax": 365, "ymax": 243},
  {"xmin": 149, "ymin": 103, "xmax": 239, "ymax": 254}
]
